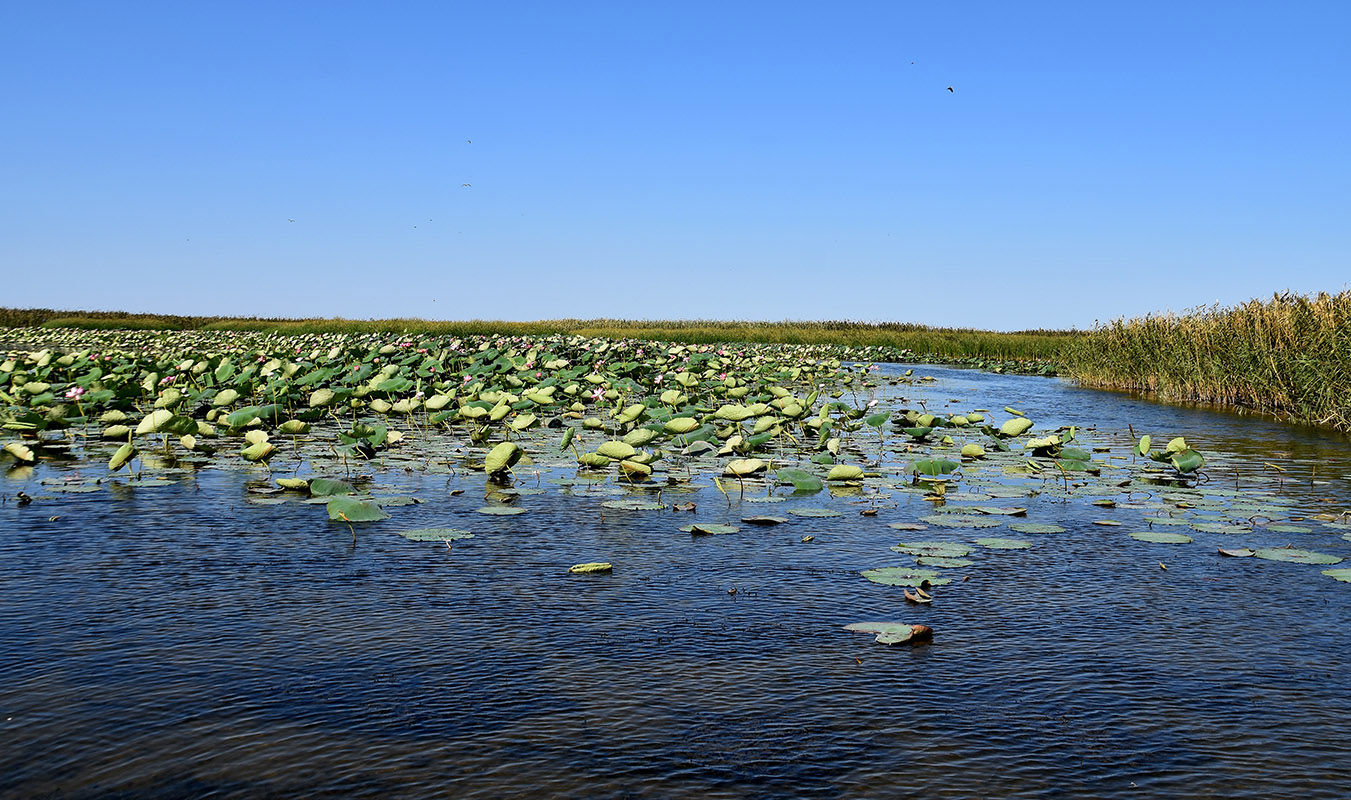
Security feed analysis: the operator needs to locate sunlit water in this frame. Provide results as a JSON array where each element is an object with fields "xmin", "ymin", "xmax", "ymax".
[{"xmin": 3, "ymin": 365, "xmax": 1351, "ymax": 798}]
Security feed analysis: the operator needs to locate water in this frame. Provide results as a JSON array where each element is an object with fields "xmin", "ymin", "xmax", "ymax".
[{"xmin": 3, "ymin": 366, "xmax": 1351, "ymax": 798}]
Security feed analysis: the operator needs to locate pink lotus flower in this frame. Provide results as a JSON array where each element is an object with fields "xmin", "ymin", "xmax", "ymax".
[{"xmin": 65, "ymin": 386, "xmax": 85, "ymax": 400}]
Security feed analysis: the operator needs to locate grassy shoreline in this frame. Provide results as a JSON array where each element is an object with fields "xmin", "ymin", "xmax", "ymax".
[
  {"xmin": 1066, "ymin": 291, "xmax": 1351, "ymax": 432},
  {"xmin": 5, "ymin": 291, "xmax": 1350, "ymax": 430}
]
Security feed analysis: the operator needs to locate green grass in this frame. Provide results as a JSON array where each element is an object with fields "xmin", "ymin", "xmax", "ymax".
[
  {"xmin": 1066, "ymin": 291, "xmax": 1351, "ymax": 430},
  {"xmin": 0, "ymin": 308, "xmax": 1073, "ymax": 362},
  {"xmin": 9, "ymin": 292, "xmax": 1350, "ymax": 430}
]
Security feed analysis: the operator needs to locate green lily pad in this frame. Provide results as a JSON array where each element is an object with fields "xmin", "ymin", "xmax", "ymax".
[
  {"xmin": 890, "ymin": 541, "xmax": 971, "ymax": 558},
  {"xmin": 1129, "ymin": 531, "xmax": 1194, "ymax": 543},
  {"xmin": 974, "ymin": 537, "xmax": 1032, "ymax": 550},
  {"xmin": 741, "ymin": 515, "xmax": 789, "ymax": 525},
  {"xmin": 327, "ymin": 496, "xmax": 390, "ymax": 523},
  {"xmin": 1008, "ymin": 523, "xmax": 1065, "ymax": 534},
  {"xmin": 843, "ymin": 621, "xmax": 933, "ymax": 645},
  {"xmin": 920, "ymin": 514, "xmax": 1002, "ymax": 529},
  {"xmin": 601, "ymin": 499, "xmax": 664, "ymax": 511},
  {"xmin": 860, "ymin": 567, "xmax": 950, "ymax": 587},
  {"xmin": 915, "ymin": 556, "xmax": 974, "ymax": 568},
  {"xmin": 680, "ymin": 523, "xmax": 740, "ymax": 535},
  {"xmin": 826, "ymin": 464, "xmax": 864, "ymax": 481},
  {"xmin": 1265, "ymin": 524, "xmax": 1312, "ymax": 534},
  {"xmin": 476, "ymin": 505, "xmax": 527, "ymax": 516},
  {"xmin": 484, "ymin": 442, "xmax": 522, "ymax": 474},
  {"xmin": 1253, "ymin": 548, "xmax": 1342, "ymax": 565},
  {"xmin": 1321, "ymin": 568, "xmax": 1351, "ymax": 583},
  {"xmin": 569, "ymin": 562, "xmax": 613, "ymax": 574},
  {"xmin": 399, "ymin": 528, "xmax": 475, "ymax": 542},
  {"xmin": 310, "ymin": 478, "xmax": 355, "ymax": 497},
  {"xmin": 788, "ymin": 508, "xmax": 843, "ymax": 518},
  {"xmin": 1190, "ymin": 522, "xmax": 1250, "ymax": 534}
]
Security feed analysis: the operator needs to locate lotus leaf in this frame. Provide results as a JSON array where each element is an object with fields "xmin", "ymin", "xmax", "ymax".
[
  {"xmin": 974, "ymin": 537, "xmax": 1032, "ymax": 549},
  {"xmin": 569, "ymin": 562, "xmax": 613, "ymax": 573},
  {"xmin": 860, "ymin": 568, "xmax": 950, "ymax": 587},
  {"xmin": 826, "ymin": 464, "xmax": 864, "ymax": 481},
  {"xmin": 327, "ymin": 496, "xmax": 390, "ymax": 522},
  {"xmin": 400, "ymin": 528, "xmax": 474, "ymax": 542},
  {"xmin": 1253, "ymin": 548, "xmax": 1342, "ymax": 565},
  {"xmin": 1129, "ymin": 531, "xmax": 1194, "ymax": 543},
  {"xmin": 843, "ymin": 621, "xmax": 933, "ymax": 645},
  {"xmin": 680, "ymin": 523, "xmax": 739, "ymax": 535}
]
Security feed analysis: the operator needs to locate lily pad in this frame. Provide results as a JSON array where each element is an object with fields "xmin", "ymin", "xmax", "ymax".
[
  {"xmin": 399, "ymin": 528, "xmax": 475, "ymax": 542},
  {"xmin": 1321, "ymin": 568, "xmax": 1351, "ymax": 583},
  {"xmin": 601, "ymin": 499, "xmax": 665, "ymax": 511},
  {"xmin": 915, "ymin": 556, "xmax": 974, "ymax": 568},
  {"xmin": 680, "ymin": 523, "xmax": 740, "ymax": 535},
  {"xmin": 860, "ymin": 567, "xmax": 951, "ymax": 587},
  {"xmin": 973, "ymin": 537, "xmax": 1032, "ymax": 550},
  {"xmin": 569, "ymin": 562, "xmax": 613, "ymax": 574},
  {"xmin": 843, "ymin": 621, "xmax": 933, "ymax": 645},
  {"xmin": 788, "ymin": 508, "xmax": 843, "ymax": 518},
  {"xmin": 476, "ymin": 506, "xmax": 527, "ymax": 516},
  {"xmin": 920, "ymin": 514, "xmax": 1002, "ymax": 529},
  {"xmin": 327, "ymin": 496, "xmax": 390, "ymax": 523},
  {"xmin": 1253, "ymin": 548, "xmax": 1343, "ymax": 565},
  {"xmin": 1129, "ymin": 531, "xmax": 1194, "ymax": 544},
  {"xmin": 1008, "ymin": 523, "xmax": 1065, "ymax": 534},
  {"xmin": 890, "ymin": 541, "xmax": 971, "ymax": 558},
  {"xmin": 741, "ymin": 515, "xmax": 789, "ymax": 525}
]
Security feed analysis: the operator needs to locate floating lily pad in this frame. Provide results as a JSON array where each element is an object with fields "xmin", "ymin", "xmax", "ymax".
[
  {"xmin": 887, "ymin": 522, "xmax": 929, "ymax": 531},
  {"xmin": 1265, "ymin": 524, "xmax": 1312, "ymax": 534},
  {"xmin": 1253, "ymin": 548, "xmax": 1343, "ymax": 565},
  {"xmin": 1190, "ymin": 522, "xmax": 1250, "ymax": 534},
  {"xmin": 915, "ymin": 556, "xmax": 974, "ymax": 568},
  {"xmin": 920, "ymin": 514, "xmax": 1002, "ymax": 529},
  {"xmin": 1322, "ymin": 568, "xmax": 1351, "ymax": 583},
  {"xmin": 1008, "ymin": 523, "xmax": 1065, "ymax": 534},
  {"xmin": 601, "ymin": 499, "xmax": 665, "ymax": 511},
  {"xmin": 476, "ymin": 506, "xmax": 527, "ymax": 516},
  {"xmin": 1218, "ymin": 547, "xmax": 1255, "ymax": 557},
  {"xmin": 860, "ymin": 567, "xmax": 950, "ymax": 587},
  {"xmin": 46, "ymin": 483, "xmax": 103, "ymax": 494},
  {"xmin": 680, "ymin": 523, "xmax": 739, "ymax": 535},
  {"xmin": 974, "ymin": 537, "xmax": 1032, "ymax": 550},
  {"xmin": 569, "ymin": 562, "xmax": 612, "ymax": 574},
  {"xmin": 1129, "ymin": 531, "xmax": 1194, "ymax": 544},
  {"xmin": 788, "ymin": 508, "xmax": 843, "ymax": 518},
  {"xmin": 890, "ymin": 541, "xmax": 971, "ymax": 558},
  {"xmin": 1142, "ymin": 517, "xmax": 1190, "ymax": 526},
  {"xmin": 400, "ymin": 528, "xmax": 475, "ymax": 542},
  {"xmin": 327, "ymin": 496, "xmax": 390, "ymax": 523},
  {"xmin": 843, "ymin": 621, "xmax": 933, "ymax": 645},
  {"xmin": 310, "ymin": 478, "xmax": 355, "ymax": 497},
  {"xmin": 741, "ymin": 515, "xmax": 789, "ymax": 525}
]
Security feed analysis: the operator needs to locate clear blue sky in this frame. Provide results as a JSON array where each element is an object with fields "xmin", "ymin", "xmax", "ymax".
[{"xmin": 3, "ymin": 2, "xmax": 1347, "ymax": 330}]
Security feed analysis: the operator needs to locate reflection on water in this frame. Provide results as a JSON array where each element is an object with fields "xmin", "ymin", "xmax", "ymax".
[{"xmin": 2, "ymin": 366, "xmax": 1351, "ymax": 798}]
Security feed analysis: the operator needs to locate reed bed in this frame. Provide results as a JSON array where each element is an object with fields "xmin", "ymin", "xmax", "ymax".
[
  {"xmin": 0, "ymin": 309, "xmax": 1072, "ymax": 361},
  {"xmin": 1067, "ymin": 291, "xmax": 1351, "ymax": 431}
]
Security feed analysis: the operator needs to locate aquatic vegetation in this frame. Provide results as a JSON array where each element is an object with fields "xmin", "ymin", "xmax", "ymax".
[
  {"xmin": 1069, "ymin": 290, "xmax": 1351, "ymax": 431},
  {"xmin": 2, "ymin": 324, "xmax": 1349, "ymax": 667}
]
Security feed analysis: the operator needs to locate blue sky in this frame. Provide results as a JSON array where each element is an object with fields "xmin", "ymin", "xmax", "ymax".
[{"xmin": 3, "ymin": 1, "xmax": 1347, "ymax": 330}]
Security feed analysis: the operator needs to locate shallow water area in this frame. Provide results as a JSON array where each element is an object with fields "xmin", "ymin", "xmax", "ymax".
[{"xmin": 3, "ymin": 364, "xmax": 1351, "ymax": 798}]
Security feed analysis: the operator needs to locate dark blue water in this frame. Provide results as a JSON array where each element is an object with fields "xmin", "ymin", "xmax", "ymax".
[{"xmin": 3, "ymin": 366, "xmax": 1350, "ymax": 798}]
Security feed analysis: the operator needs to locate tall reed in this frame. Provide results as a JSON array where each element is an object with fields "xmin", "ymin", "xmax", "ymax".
[{"xmin": 1066, "ymin": 291, "xmax": 1351, "ymax": 430}]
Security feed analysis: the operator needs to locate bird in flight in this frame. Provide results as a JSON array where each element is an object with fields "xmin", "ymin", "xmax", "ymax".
[
  {"xmin": 947, "ymin": 86, "xmax": 954, "ymax": 92},
  {"xmin": 287, "ymin": 218, "xmax": 295, "ymax": 222},
  {"xmin": 461, "ymin": 183, "xmax": 472, "ymax": 188}
]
